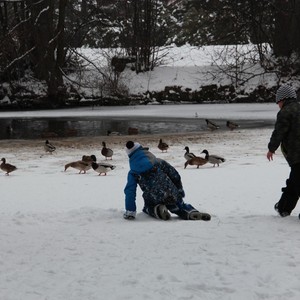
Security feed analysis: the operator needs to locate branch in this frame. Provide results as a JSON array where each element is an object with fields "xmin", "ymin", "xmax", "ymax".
[
  {"xmin": 68, "ymin": 47, "xmax": 108, "ymax": 79},
  {"xmin": 3, "ymin": 46, "xmax": 36, "ymax": 72},
  {"xmin": 59, "ymin": 66, "xmax": 99, "ymax": 89}
]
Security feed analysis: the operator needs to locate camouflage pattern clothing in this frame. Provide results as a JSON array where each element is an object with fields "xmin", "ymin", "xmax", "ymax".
[{"xmin": 124, "ymin": 145, "xmax": 199, "ymax": 219}]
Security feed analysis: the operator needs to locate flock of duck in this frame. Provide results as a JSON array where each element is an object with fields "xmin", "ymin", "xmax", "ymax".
[
  {"xmin": 157, "ymin": 138, "xmax": 225, "ymax": 169},
  {"xmin": 62, "ymin": 141, "xmax": 116, "ymax": 176},
  {"xmin": 0, "ymin": 140, "xmax": 116, "ymax": 176},
  {"xmin": 1, "ymin": 118, "xmax": 232, "ymax": 176}
]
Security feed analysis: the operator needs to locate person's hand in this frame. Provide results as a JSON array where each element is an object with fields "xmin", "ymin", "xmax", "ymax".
[
  {"xmin": 123, "ymin": 211, "xmax": 136, "ymax": 220},
  {"xmin": 267, "ymin": 151, "xmax": 274, "ymax": 161}
]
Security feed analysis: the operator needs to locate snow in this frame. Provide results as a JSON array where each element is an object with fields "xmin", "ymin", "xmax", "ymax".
[
  {"xmin": 1, "ymin": 42, "xmax": 300, "ymax": 299},
  {"xmin": 1, "ymin": 104, "xmax": 300, "ymax": 300},
  {"xmin": 0, "ymin": 102, "xmax": 277, "ymax": 120},
  {"xmin": 73, "ymin": 44, "xmax": 280, "ymax": 97}
]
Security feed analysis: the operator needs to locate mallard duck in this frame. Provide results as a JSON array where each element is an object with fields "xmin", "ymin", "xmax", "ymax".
[
  {"xmin": 101, "ymin": 142, "xmax": 113, "ymax": 160},
  {"xmin": 107, "ymin": 130, "xmax": 121, "ymax": 136},
  {"xmin": 184, "ymin": 156, "xmax": 207, "ymax": 169},
  {"xmin": 82, "ymin": 155, "xmax": 97, "ymax": 163},
  {"xmin": 205, "ymin": 119, "xmax": 219, "ymax": 130},
  {"xmin": 158, "ymin": 139, "xmax": 169, "ymax": 152},
  {"xmin": 201, "ymin": 149, "xmax": 225, "ymax": 167},
  {"xmin": 184, "ymin": 146, "xmax": 196, "ymax": 161},
  {"xmin": 44, "ymin": 140, "xmax": 56, "ymax": 154},
  {"xmin": 64, "ymin": 160, "xmax": 91, "ymax": 174},
  {"xmin": 226, "ymin": 120, "xmax": 239, "ymax": 130},
  {"xmin": 128, "ymin": 127, "xmax": 139, "ymax": 135},
  {"xmin": 92, "ymin": 162, "xmax": 116, "ymax": 176},
  {"xmin": 1, "ymin": 158, "xmax": 17, "ymax": 175}
]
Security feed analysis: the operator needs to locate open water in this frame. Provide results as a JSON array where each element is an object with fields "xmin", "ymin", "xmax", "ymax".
[{"xmin": 0, "ymin": 116, "xmax": 274, "ymax": 140}]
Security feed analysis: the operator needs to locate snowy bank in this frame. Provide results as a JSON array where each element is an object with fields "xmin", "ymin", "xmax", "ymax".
[{"xmin": 1, "ymin": 104, "xmax": 300, "ymax": 300}]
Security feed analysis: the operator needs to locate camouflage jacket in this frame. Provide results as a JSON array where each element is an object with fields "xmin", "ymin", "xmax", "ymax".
[{"xmin": 268, "ymin": 99, "xmax": 300, "ymax": 166}]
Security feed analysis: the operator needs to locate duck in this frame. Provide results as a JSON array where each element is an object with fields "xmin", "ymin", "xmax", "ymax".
[
  {"xmin": 128, "ymin": 127, "xmax": 139, "ymax": 135},
  {"xmin": 101, "ymin": 141, "xmax": 113, "ymax": 160},
  {"xmin": 44, "ymin": 140, "xmax": 56, "ymax": 154},
  {"xmin": 107, "ymin": 130, "xmax": 121, "ymax": 136},
  {"xmin": 184, "ymin": 156, "xmax": 207, "ymax": 169},
  {"xmin": 64, "ymin": 160, "xmax": 92, "ymax": 174},
  {"xmin": 1, "ymin": 158, "xmax": 17, "ymax": 175},
  {"xmin": 82, "ymin": 154, "xmax": 97, "ymax": 163},
  {"xmin": 184, "ymin": 146, "xmax": 196, "ymax": 161},
  {"xmin": 92, "ymin": 161, "xmax": 116, "ymax": 176},
  {"xmin": 158, "ymin": 139, "xmax": 169, "ymax": 152},
  {"xmin": 201, "ymin": 149, "xmax": 225, "ymax": 167},
  {"xmin": 205, "ymin": 119, "xmax": 219, "ymax": 130},
  {"xmin": 226, "ymin": 120, "xmax": 239, "ymax": 130}
]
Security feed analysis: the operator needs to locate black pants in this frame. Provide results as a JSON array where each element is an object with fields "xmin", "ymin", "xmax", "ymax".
[{"xmin": 277, "ymin": 163, "xmax": 300, "ymax": 214}]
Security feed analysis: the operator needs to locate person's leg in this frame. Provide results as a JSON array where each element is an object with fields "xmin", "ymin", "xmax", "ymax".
[
  {"xmin": 143, "ymin": 204, "xmax": 170, "ymax": 220},
  {"xmin": 167, "ymin": 200, "xmax": 211, "ymax": 221},
  {"xmin": 140, "ymin": 170, "xmax": 179, "ymax": 220},
  {"xmin": 275, "ymin": 163, "xmax": 300, "ymax": 216}
]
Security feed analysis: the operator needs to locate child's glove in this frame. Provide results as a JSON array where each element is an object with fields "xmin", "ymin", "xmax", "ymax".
[
  {"xmin": 123, "ymin": 211, "xmax": 136, "ymax": 220},
  {"xmin": 178, "ymin": 189, "xmax": 185, "ymax": 198}
]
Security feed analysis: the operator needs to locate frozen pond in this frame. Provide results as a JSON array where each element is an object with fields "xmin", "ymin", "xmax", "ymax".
[{"xmin": 0, "ymin": 103, "xmax": 277, "ymax": 139}]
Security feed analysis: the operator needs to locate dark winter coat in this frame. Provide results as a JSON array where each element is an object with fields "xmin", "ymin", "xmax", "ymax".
[
  {"xmin": 268, "ymin": 99, "xmax": 300, "ymax": 166},
  {"xmin": 124, "ymin": 146, "xmax": 183, "ymax": 212}
]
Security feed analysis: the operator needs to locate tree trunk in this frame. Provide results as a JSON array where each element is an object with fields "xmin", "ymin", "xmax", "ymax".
[
  {"xmin": 273, "ymin": 0, "xmax": 294, "ymax": 57},
  {"xmin": 29, "ymin": 0, "xmax": 68, "ymax": 106},
  {"xmin": 48, "ymin": 0, "xmax": 68, "ymax": 106},
  {"xmin": 131, "ymin": 0, "xmax": 158, "ymax": 73},
  {"xmin": 290, "ymin": 0, "xmax": 300, "ymax": 54}
]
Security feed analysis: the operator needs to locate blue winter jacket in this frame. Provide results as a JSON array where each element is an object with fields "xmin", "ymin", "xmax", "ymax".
[
  {"xmin": 124, "ymin": 146, "xmax": 183, "ymax": 212},
  {"xmin": 124, "ymin": 146, "xmax": 157, "ymax": 211}
]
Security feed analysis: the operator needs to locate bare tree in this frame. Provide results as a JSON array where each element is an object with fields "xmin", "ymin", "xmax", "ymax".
[
  {"xmin": 0, "ymin": 0, "xmax": 68, "ymax": 106},
  {"xmin": 126, "ymin": 0, "xmax": 164, "ymax": 73},
  {"xmin": 29, "ymin": 0, "xmax": 68, "ymax": 105}
]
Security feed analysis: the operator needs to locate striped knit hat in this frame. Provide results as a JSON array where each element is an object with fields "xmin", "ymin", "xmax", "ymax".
[{"xmin": 275, "ymin": 85, "xmax": 297, "ymax": 103}]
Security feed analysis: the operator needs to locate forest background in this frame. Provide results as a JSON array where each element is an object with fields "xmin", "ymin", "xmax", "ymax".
[{"xmin": 0, "ymin": 0, "xmax": 300, "ymax": 108}]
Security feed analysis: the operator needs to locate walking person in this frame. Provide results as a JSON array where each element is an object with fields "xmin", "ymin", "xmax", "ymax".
[
  {"xmin": 267, "ymin": 85, "xmax": 300, "ymax": 217},
  {"xmin": 123, "ymin": 141, "xmax": 211, "ymax": 221}
]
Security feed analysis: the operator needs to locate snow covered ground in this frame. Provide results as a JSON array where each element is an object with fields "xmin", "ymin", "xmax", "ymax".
[
  {"xmin": 1, "ymin": 104, "xmax": 300, "ymax": 300},
  {"xmin": 75, "ymin": 44, "xmax": 281, "ymax": 97}
]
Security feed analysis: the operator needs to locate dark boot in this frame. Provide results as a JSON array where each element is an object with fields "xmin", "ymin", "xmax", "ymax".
[
  {"xmin": 189, "ymin": 210, "xmax": 211, "ymax": 221},
  {"xmin": 143, "ymin": 204, "xmax": 171, "ymax": 220},
  {"xmin": 155, "ymin": 204, "xmax": 171, "ymax": 220},
  {"xmin": 274, "ymin": 202, "xmax": 290, "ymax": 217}
]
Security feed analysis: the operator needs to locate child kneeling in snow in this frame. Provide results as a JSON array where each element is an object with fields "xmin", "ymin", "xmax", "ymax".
[{"xmin": 123, "ymin": 141, "xmax": 211, "ymax": 221}]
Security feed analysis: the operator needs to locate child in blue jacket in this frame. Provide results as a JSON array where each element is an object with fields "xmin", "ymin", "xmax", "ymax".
[{"xmin": 123, "ymin": 141, "xmax": 211, "ymax": 221}]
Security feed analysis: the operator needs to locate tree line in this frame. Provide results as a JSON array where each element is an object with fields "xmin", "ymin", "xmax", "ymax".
[{"xmin": 0, "ymin": 0, "xmax": 299, "ymax": 106}]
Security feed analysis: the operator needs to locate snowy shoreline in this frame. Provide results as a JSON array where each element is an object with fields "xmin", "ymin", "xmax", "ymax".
[
  {"xmin": 0, "ymin": 103, "xmax": 278, "ymax": 120},
  {"xmin": 2, "ymin": 105, "xmax": 300, "ymax": 300}
]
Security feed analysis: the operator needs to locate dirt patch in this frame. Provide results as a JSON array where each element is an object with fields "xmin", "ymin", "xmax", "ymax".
[{"xmin": 0, "ymin": 129, "xmax": 254, "ymax": 152}]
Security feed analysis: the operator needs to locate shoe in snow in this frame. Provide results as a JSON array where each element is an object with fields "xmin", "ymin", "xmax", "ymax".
[
  {"xmin": 274, "ymin": 202, "xmax": 290, "ymax": 217},
  {"xmin": 155, "ymin": 204, "xmax": 171, "ymax": 220},
  {"xmin": 189, "ymin": 211, "xmax": 211, "ymax": 221},
  {"xmin": 279, "ymin": 211, "xmax": 290, "ymax": 217}
]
